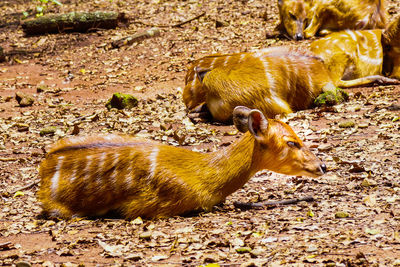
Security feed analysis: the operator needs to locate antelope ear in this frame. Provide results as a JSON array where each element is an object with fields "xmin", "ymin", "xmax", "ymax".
[
  {"xmin": 248, "ymin": 109, "xmax": 269, "ymax": 140},
  {"xmin": 233, "ymin": 106, "xmax": 252, "ymax": 133},
  {"xmin": 195, "ymin": 67, "xmax": 211, "ymax": 83}
]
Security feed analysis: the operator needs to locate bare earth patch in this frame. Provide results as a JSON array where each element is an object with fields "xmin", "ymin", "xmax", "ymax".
[{"xmin": 1, "ymin": 0, "xmax": 400, "ymax": 266}]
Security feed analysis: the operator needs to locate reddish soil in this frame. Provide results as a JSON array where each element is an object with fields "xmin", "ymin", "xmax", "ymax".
[{"xmin": 1, "ymin": 0, "xmax": 400, "ymax": 266}]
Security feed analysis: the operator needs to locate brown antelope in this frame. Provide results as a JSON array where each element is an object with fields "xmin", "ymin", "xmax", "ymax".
[
  {"xmin": 310, "ymin": 15, "xmax": 400, "ymax": 87},
  {"xmin": 276, "ymin": 0, "xmax": 312, "ymax": 40},
  {"xmin": 38, "ymin": 106, "xmax": 326, "ymax": 219},
  {"xmin": 275, "ymin": 0, "xmax": 387, "ymax": 40},
  {"xmin": 304, "ymin": 0, "xmax": 387, "ymax": 39},
  {"xmin": 183, "ymin": 46, "xmax": 342, "ymax": 123}
]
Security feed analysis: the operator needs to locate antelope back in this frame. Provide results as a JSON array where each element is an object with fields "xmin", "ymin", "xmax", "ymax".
[
  {"xmin": 310, "ymin": 29, "xmax": 383, "ymax": 82},
  {"xmin": 185, "ymin": 47, "xmax": 333, "ymax": 122},
  {"xmin": 38, "ymin": 135, "xmax": 154, "ymax": 217}
]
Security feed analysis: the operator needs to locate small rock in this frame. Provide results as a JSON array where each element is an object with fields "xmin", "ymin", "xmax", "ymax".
[
  {"xmin": 36, "ymin": 85, "xmax": 51, "ymax": 93},
  {"xmin": 15, "ymin": 92, "xmax": 34, "ymax": 107},
  {"xmin": 250, "ymin": 247, "xmax": 265, "ymax": 257},
  {"xmin": 318, "ymin": 144, "xmax": 332, "ymax": 151},
  {"xmin": 16, "ymin": 262, "xmax": 31, "ymax": 267},
  {"xmin": 306, "ymin": 245, "xmax": 318, "ymax": 253},
  {"xmin": 358, "ymin": 123, "xmax": 369, "ymax": 128},
  {"xmin": 139, "ymin": 231, "xmax": 152, "ymax": 240},
  {"xmin": 105, "ymin": 93, "xmax": 138, "ymax": 110},
  {"xmin": 203, "ymin": 254, "xmax": 218, "ymax": 263},
  {"xmin": 338, "ymin": 120, "xmax": 355, "ymax": 128},
  {"xmin": 15, "ymin": 123, "xmax": 29, "ymax": 132},
  {"xmin": 215, "ymin": 20, "xmax": 229, "ymax": 28},
  {"xmin": 124, "ymin": 253, "xmax": 143, "ymax": 261},
  {"xmin": 40, "ymin": 126, "xmax": 57, "ymax": 136}
]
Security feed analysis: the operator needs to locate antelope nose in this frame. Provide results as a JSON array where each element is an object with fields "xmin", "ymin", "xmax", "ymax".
[
  {"xmin": 320, "ymin": 163, "xmax": 327, "ymax": 174},
  {"xmin": 295, "ymin": 33, "xmax": 303, "ymax": 40}
]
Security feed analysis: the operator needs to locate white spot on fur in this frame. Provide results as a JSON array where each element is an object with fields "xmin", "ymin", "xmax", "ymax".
[
  {"xmin": 239, "ymin": 53, "xmax": 246, "ymax": 62},
  {"xmin": 147, "ymin": 147, "xmax": 159, "ymax": 182},
  {"xmin": 359, "ymin": 54, "xmax": 382, "ymax": 66},
  {"xmin": 98, "ymin": 152, "xmax": 107, "ymax": 185},
  {"xmin": 209, "ymin": 57, "xmax": 217, "ymax": 69},
  {"xmin": 223, "ymin": 56, "xmax": 231, "ymax": 67},
  {"xmin": 258, "ymin": 55, "xmax": 276, "ymax": 89},
  {"xmin": 70, "ymin": 164, "xmax": 77, "ymax": 183},
  {"xmin": 346, "ymin": 30, "xmax": 358, "ymax": 42},
  {"xmin": 125, "ymin": 150, "xmax": 133, "ymax": 187},
  {"xmin": 109, "ymin": 153, "xmax": 119, "ymax": 187},
  {"xmin": 51, "ymin": 156, "xmax": 64, "ymax": 199},
  {"xmin": 272, "ymin": 95, "xmax": 291, "ymax": 113},
  {"xmin": 85, "ymin": 155, "xmax": 92, "ymax": 180},
  {"xmin": 191, "ymin": 67, "xmax": 197, "ymax": 87}
]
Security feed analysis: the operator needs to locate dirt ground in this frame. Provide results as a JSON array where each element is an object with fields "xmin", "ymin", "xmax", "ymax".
[{"xmin": 0, "ymin": 0, "xmax": 400, "ymax": 266}]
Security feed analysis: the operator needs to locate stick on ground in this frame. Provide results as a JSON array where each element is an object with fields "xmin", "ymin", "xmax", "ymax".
[
  {"xmin": 234, "ymin": 196, "xmax": 315, "ymax": 209},
  {"xmin": 135, "ymin": 12, "xmax": 206, "ymax": 28},
  {"xmin": 111, "ymin": 27, "xmax": 161, "ymax": 48},
  {"xmin": 11, "ymin": 181, "xmax": 39, "ymax": 195}
]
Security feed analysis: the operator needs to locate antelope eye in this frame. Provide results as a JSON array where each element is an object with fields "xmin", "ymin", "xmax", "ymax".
[
  {"xmin": 287, "ymin": 141, "xmax": 300, "ymax": 148},
  {"xmin": 289, "ymin": 13, "xmax": 297, "ymax": 20}
]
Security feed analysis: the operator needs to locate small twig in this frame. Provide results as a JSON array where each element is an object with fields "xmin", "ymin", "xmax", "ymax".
[
  {"xmin": 0, "ymin": 242, "xmax": 12, "ymax": 249},
  {"xmin": 7, "ymin": 49, "xmax": 43, "ymax": 55},
  {"xmin": 0, "ymin": 157, "xmax": 19, "ymax": 162},
  {"xmin": 234, "ymin": 196, "xmax": 315, "ymax": 210},
  {"xmin": 171, "ymin": 12, "xmax": 206, "ymax": 27},
  {"xmin": 111, "ymin": 27, "xmax": 161, "ymax": 48},
  {"xmin": 135, "ymin": 12, "xmax": 206, "ymax": 28},
  {"xmin": 11, "ymin": 180, "xmax": 39, "ymax": 194}
]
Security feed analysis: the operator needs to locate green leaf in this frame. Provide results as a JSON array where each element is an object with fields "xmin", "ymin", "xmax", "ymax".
[
  {"xmin": 307, "ymin": 209, "xmax": 315, "ymax": 217},
  {"xmin": 14, "ymin": 191, "xmax": 24, "ymax": 198},
  {"xmin": 50, "ymin": 0, "xmax": 63, "ymax": 6}
]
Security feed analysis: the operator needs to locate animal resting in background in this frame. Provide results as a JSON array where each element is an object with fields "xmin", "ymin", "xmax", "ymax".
[
  {"xmin": 276, "ymin": 0, "xmax": 387, "ymax": 40},
  {"xmin": 276, "ymin": 0, "xmax": 312, "ymax": 40},
  {"xmin": 38, "ymin": 106, "xmax": 326, "ymax": 219},
  {"xmin": 183, "ymin": 46, "xmax": 345, "ymax": 123},
  {"xmin": 310, "ymin": 15, "xmax": 400, "ymax": 88},
  {"xmin": 304, "ymin": 0, "xmax": 387, "ymax": 39}
]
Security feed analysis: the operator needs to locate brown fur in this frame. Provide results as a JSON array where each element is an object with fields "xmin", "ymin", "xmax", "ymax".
[
  {"xmin": 38, "ymin": 107, "xmax": 326, "ymax": 219},
  {"xmin": 277, "ymin": 0, "xmax": 312, "ymax": 40},
  {"xmin": 304, "ymin": 0, "xmax": 387, "ymax": 38},
  {"xmin": 310, "ymin": 15, "xmax": 400, "ymax": 87},
  {"xmin": 183, "ymin": 46, "xmax": 335, "ymax": 122}
]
